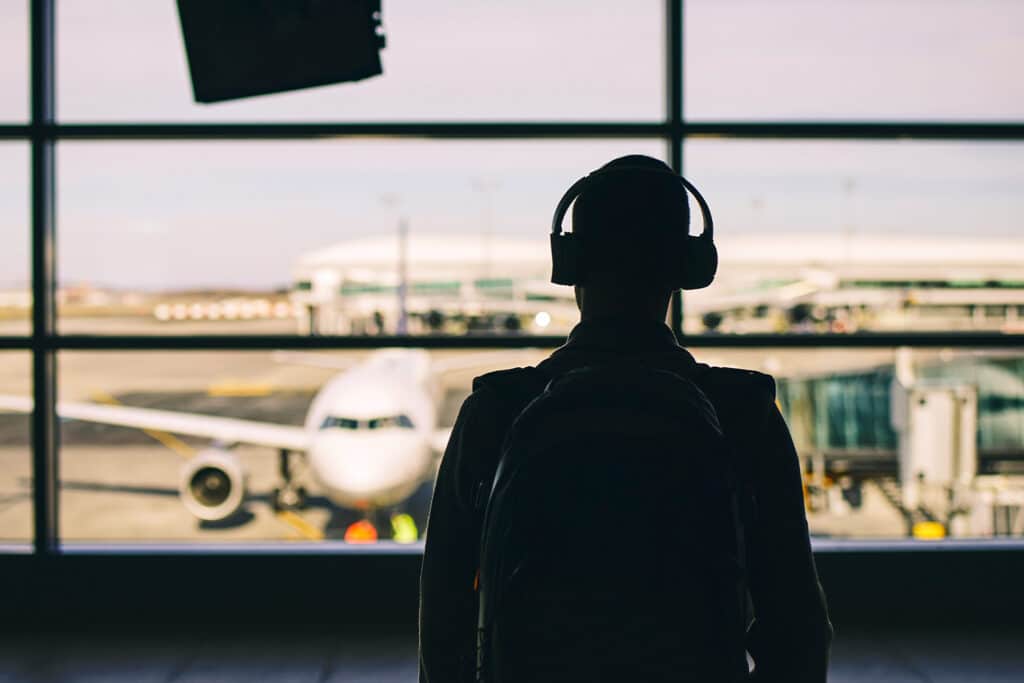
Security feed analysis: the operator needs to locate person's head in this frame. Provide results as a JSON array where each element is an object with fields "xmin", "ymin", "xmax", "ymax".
[{"xmin": 560, "ymin": 155, "xmax": 695, "ymax": 321}]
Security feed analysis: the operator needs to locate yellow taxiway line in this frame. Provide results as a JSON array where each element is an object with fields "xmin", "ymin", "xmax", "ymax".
[
  {"xmin": 91, "ymin": 391, "xmax": 196, "ymax": 459},
  {"xmin": 276, "ymin": 510, "xmax": 325, "ymax": 541}
]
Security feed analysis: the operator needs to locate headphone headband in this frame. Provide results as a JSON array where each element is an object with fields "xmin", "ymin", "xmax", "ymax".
[
  {"xmin": 548, "ymin": 165, "xmax": 718, "ymax": 290},
  {"xmin": 550, "ymin": 166, "xmax": 714, "ymax": 242}
]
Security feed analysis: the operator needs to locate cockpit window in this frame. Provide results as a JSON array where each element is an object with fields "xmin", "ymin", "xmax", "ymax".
[
  {"xmin": 368, "ymin": 414, "xmax": 415, "ymax": 430},
  {"xmin": 320, "ymin": 414, "xmax": 415, "ymax": 431},
  {"xmin": 320, "ymin": 416, "xmax": 360, "ymax": 430}
]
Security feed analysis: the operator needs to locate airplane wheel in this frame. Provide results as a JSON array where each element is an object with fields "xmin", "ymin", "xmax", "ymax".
[{"xmin": 271, "ymin": 485, "xmax": 308, "ymax": 512}]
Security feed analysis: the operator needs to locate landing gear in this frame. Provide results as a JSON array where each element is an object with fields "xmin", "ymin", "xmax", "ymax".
[
  {"xmin": 271, "ymin": 485, "xmax": 308, "ymax": 512},
  {"xmin": 271, "ymin": 449, "xmax": 308, "ymax": 512}
]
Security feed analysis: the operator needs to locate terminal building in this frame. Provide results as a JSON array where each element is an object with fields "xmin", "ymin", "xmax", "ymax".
[
  {"xmin": 289, "ymin": 232, "xmax": 576, "ymax": 335},
  {"xmin": 289, "ymin": 232, "xmax": 1024, "ymax": 336}
]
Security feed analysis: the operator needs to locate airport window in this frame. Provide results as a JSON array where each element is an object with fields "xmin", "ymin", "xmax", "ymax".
[
  {"xmin": 56, "ymin": 0, "xmax": 665, "ymax": 123},
  {"xmin": 56, "ymin": 139, "xmax": 665, "ymax": 337},
  {"xmin": 0, "ymin": 2, "xmax": 29, "ymax": 123},
  {"xmin": 58, "ymin": 351, "xmax": 334, "ymax": 542},
  {"xmin": 684, "ymin": 0, "xmax": 1024, "ymax": 121},
  {"xmin": 0, "ymin": 352, "xmax": 30, "ymax": 547},
  {"xmin": 0, "ymin": 143, "xmax": 31, "ymax": 336},
  {"xmin": 55, "ymin": 350, "xmax": 544, "ymax": 542},
  {"xmin": 681, "ymin": 139, "xmax": 1024, "ymax": 335},
  {"xmin": 701, "ymin": 346, "xmax": 1024, "ymax": 539},
  {"xmin": 2, "ymin": 1, "xmax": 1023, "ymax": 555}
]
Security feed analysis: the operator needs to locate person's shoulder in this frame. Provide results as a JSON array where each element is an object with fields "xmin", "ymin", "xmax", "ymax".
[
  {"xmin": 697, "ymin": 365, "xmax": 776, "ymax": 401},
  {"xmin": 472, "ymin": 366, "xmax": 541, "ymax": 389},
  {"xmin": 443, "ymin": 367, "xmax": 549, "ymax": 431},
  {"xmin": 446, "ymin": 367, "xmax": 549, "ymax": 508},
  {"xmin": 691, "ymin": 363, "xmax": 777, "ymax": 424},
  {"xmin": 471, "ymin": 366, "xmax": 548, "ymax": 403}
]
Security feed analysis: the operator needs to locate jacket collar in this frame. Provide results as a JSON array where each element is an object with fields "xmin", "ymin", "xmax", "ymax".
[
  {"xmin": 539, "ymin": 316, "xmax": 699, "ymax": 377},
  {"xmin": 560, "ymin": 316, "xmax": 690, "ymax": 355}
]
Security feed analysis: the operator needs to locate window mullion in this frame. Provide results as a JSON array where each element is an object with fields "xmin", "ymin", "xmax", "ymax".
[
  {"xmin": 668, "ymin": 0, "xmax": 684, "ymax": 335},
  {"xmin": 31, "ymin": 0, "xmax": 58, "ymax": 555}
]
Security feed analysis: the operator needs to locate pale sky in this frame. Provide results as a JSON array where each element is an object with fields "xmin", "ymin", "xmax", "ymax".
[{"xmin": 0, "ymin": 1, "xmax": 1022, "ymax": 290}]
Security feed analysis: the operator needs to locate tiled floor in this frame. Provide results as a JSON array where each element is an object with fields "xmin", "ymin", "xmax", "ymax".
[
  {"xmin": 827, "ymin": 628, "xmax": 1023, "ymax": 683},
  {"xmin": 1, "ymin": 627, "xmax": 1020, "ymax": 682}
]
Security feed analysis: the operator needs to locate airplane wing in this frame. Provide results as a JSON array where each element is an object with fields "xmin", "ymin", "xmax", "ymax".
[
  {"xmin": 430, "ymin": 350, "xmax": 540, "ymax": 377},
  {"xmin": 0, "ymin": 395, "xmax": 309, "ymax": 452},
  {"xmin": 430, "ymin": 427, "xmax": 452, "ymax": 455},
  {"xmin": 270, "ymin": 351, "xmax": 360, "ymax": 371}
]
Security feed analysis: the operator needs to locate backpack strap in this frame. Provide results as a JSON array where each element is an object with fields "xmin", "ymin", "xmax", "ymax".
[
  {"xmin": 472, "ymin": 366, "xmax": 551, "ymax": 414},
  {"xmin": 693, "ymin": 366, "xmax": 775, "ymax": 645},
  {"xmin": 694, "ymin": 366, "xmax": 774, "ymax": 531},
  {"xmin": 469, "ymin": 367, "xmax": 552, "ymax": 512},
  {"xmin": 469, "ymin": 367, "xmax": 552, "ymax": 682}
]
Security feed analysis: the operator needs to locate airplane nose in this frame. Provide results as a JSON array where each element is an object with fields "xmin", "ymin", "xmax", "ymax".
[{"xmin": 308, "ymin": 433, "xmax": 429, "ymax": 507}]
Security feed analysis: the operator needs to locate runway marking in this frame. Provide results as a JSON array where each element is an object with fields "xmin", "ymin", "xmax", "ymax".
[
  {"xmin": 276, "ymin": 510, "xmax": 324, "ymax": 541},
  {"xmin": 90, "ymin": 391, "xmax": 195, "ymax": 459}
]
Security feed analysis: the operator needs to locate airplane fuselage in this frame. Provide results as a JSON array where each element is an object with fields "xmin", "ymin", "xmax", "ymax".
[{"xmin": 302, "ymin": 349, "xmax": 440, "ymax": 509}]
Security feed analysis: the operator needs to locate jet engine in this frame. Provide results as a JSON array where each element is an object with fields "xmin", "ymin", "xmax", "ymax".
[{"xmin": 179, "ymin": 448, "xmax": 248, "ymax": 522}]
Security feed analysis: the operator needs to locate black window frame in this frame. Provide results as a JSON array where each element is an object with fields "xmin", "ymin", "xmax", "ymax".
[{"xmin": 0, "ymin": 0, "xmax": 1021, "ymax": 568}]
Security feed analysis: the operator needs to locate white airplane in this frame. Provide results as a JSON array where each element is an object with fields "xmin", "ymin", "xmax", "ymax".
[{"xmin": 0, "ymin": 349, "xmax": 525, "ymax": 538}]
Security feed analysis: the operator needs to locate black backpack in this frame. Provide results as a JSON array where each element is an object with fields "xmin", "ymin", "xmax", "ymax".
[{"xmin": 474, "ymin": 364, "xmax": 750, "ymax": 683}]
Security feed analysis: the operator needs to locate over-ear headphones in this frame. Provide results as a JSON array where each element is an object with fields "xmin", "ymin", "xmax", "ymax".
[{"xmin": 549, "ymin": 165, "xmax": 717, "ymax": 290}]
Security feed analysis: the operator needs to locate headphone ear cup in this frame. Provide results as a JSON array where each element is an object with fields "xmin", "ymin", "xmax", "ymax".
[
  {"xmin": 550, "ymin": 233, "xmax": 581, "ymax": 286},
  {"xmin": 677, "ymin": 236, "xmax": 718, "ymax": 290}
]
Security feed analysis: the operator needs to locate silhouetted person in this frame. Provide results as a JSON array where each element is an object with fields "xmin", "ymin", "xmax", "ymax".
[{"xmin": 419, "ymin": 155, "xmax": 832, "ymax": 682}]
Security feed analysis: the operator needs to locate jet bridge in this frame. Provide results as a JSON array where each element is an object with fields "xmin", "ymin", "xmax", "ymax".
[{"xmin": 891, "ymin": 380, "xmax": 1024, "ymax": 537}]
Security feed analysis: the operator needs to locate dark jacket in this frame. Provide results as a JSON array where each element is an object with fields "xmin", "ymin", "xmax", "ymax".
[{"xmin": 419, "ymin": 317, "xmax": 832, "ymax": 682}]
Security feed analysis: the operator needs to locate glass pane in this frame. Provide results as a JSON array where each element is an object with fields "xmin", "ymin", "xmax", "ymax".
[
  {"xmin": 682, "ymin": 140, "xmax": 1024, "ymax": 335},
  {"xmin": 0, "ymin": 143, "xmax": 30, "ymax": 337},
  {"xmin": 57, "ymin": 138, "xmax": 665, "ymax": 335},
  {"xmin": 57, "ymin": 347, "xmax": 1024, "ymax": 543},
  {"xmin": 57, "ymin": 349, "xmax": 546, "ymax": 543},
  {"xmin": 689, "ymin": 346, "xmax": 1024, "ymax": 540},
  {"xmin": 0, "ymin": 352, "xmax": 31, "ymax": 546},
  {"xmin": 685, "ymin": 0, "xmax": 1024, "ymax": 121},
  {"xmin": 58, "ymin": 0, "xmax": 664, "ymax": 122},
  {"xmin": 0, "ymin": 1, "xmax": 28, "ymax": 122}
]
